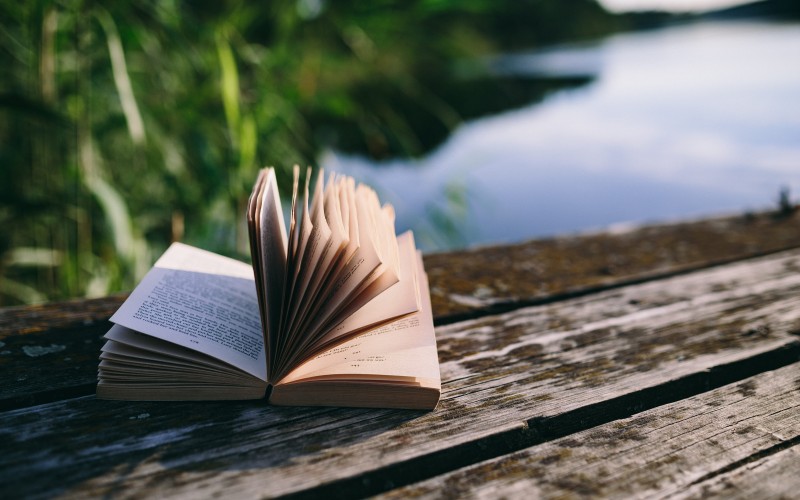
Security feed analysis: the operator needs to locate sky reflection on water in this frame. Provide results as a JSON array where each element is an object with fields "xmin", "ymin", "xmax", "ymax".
[{"xmin": 323, "ymin": 21, "xmax": 800, "ymax": 251}]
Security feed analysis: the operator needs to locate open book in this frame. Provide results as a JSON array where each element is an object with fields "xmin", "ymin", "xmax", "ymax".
[{"xmin": 96, "ymin": 167, "xmax": 441, "ymax": 410}]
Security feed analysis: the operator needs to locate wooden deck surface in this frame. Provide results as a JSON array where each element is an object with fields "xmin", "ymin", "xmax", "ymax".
[{"xmin": 1, "ymin": 210, "xmax": 799, "ymax": 499}]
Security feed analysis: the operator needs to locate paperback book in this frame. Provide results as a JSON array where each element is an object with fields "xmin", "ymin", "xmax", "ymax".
[{"xmin": 96, "ymin": 167, "xmax": 441, "ymax": 409}]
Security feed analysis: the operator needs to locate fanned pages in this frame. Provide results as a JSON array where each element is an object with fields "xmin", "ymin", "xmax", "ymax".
[{"xmin": 97, "ymin": 166, "xmax": 441, "ymax": 410}]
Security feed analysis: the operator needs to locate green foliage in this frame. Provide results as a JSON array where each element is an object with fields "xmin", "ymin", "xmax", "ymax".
[{"xmin": 0, "ymin": 0, "xmax": 622, "ymax": 305}]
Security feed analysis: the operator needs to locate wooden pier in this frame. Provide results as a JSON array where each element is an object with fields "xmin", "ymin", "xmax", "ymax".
[{"xmin": 2, "ymin": 209, "xmax": 799, "ymax": 498}]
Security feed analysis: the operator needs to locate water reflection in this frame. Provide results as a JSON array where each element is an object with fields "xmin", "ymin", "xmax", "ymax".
[{"xmin": 323, "ymin": 21, "xmax": 800, "ymax": 252}]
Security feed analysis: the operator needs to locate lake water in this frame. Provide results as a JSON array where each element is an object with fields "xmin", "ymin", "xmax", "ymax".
[{"xmin": 321, "ymin": 20, "xmax": 800, "ymax": 251}]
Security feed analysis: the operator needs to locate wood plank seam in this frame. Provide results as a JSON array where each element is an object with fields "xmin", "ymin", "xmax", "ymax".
[
  {"xmin": 0, "ymin": 383, "xmax": 98, "ymax": 412},
  {"xmin": 526, "ymin": 342, "xmax": 800, "ymax": 439},
  {"xmin": 434, "ymin": 242, "xmax": 800, "ymax": 326},
  {"xmin": 277, "ymin": 342, "xmax": 800, "ymax": 500},
  {"xmin": 686, "ymin": 430, "xmax": 800, "ymax": 488},
  {"xmin": 374, "ymin": 362, "xmax": 800, "ymax": 499}
]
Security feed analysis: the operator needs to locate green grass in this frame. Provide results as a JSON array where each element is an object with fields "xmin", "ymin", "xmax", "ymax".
[{"xmin": 0, "ymin": 0, "xmax": 622, "ymax": 306}]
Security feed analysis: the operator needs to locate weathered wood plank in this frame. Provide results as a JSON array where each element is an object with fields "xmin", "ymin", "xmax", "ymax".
[
  {"xmin": 679, "ymin": 440, "xmax": 800, "ymax": 499},
  {"xmin": 0, "ymin": 322, "xmax": 109, "ymax": 410},
  {"xmin": 0, "ymin": 293, "xmax": 127, "ymax": 335},
  {"xmin": 425, "ymin": 209, "xmax": 800, "ymax": 320},
  {"xmin": 378, "ymin": 363, "xmax": 800, "ymax": 499},
  {"xmin": 1, "ymin": 249, "xmax": 800, "ymax": 499},
  {"xmin": 0, "ymin": 295, "xmax": 125, "ymax": 408}
]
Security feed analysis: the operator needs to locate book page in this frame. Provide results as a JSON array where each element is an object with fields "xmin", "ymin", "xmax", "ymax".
[
  {"xmin": 277, "ymin": 253, "xmax": 438, "ymax": 385},
  {"xmin": 357, "ymin": 185, "xmax": 400, "ymax": 279},
  {"xmin": 283, "ymin": 169, "xmax": 333, "ymax": 339},
  {"xmin": 110, "ymin": 243, "xmax": 266, "ymax": 381},
  {"xmin": 246, "ymin": 169, "xmax": 266, "ymax": 305},
  {"xmin": 280, "ymin": 169, "xmax": 315, "ymax": 346},
  {"xmin": 258, "ymin": 168, "xmax": 288, "ymax": 363},
  {"xmin": 282, "ymin": 174, "xmax": 350, "ymax": 347},
  {"xmin": 313, "ymin": 231, "xmax": 419, "ymax": 348},
  {"xmin": 248, "ymin": 170, "xmax": 268, "ymax": 362},
  {"xmin": 278, "ymin": 231, "xmax": 420, "ymax": 377},
  {"xmin": 297, "ymin": 180, "xmax": 390, "ymax": 342},
  {"xmin": 104, "ymin": 324, "xmax": 247, "ymax": 374},
  {"xmin": 294, "ymin": 173, "xmax": 348, "ymax": 323},
  {"xmin": 276, "ymin": 167, "xmax": 308, "ymax": 365}
]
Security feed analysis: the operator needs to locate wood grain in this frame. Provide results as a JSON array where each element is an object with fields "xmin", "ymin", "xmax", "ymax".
[
  {"xmin": 679, "ymin": 440, "xmax": 800, "ymax": 499},
  {"xmin": 0, "ymin": 294, "xmax": 126, "ymax": 335},
  {"xmin": 1, "ymin": 249, "xmax": 800, "ymax": 498},
  {"xmin": 378, "ymin": 363, "xmax": 800, "ymax": 499},
  {"xmin": 0, "ymin": 321, "xmax": 108, "ymax": 410},
  {"xmin": 0, "ymin": 295, "xmax": 123, "ymax": 408},
  {"xmin": 424, "ymin": 209, "xmax": 800, "ymax": 320}
]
